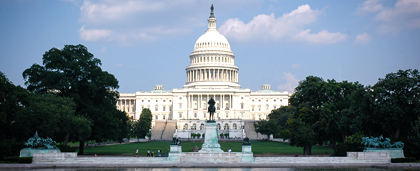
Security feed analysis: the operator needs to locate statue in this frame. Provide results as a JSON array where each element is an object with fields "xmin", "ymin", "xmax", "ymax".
[
  {"xmin": 20, "ymin": 131, "xmax": 60, "ymax": 157},
  {"xmin": 171, "ymin": 137, "xmax": 181, "ymax": 145},
  {"xmin": 243, "ymin": 137, "xmax": 251, "ymax": 145},
  {"xmin": 210, "ymin": 4, "xmax": 214, "ymax": 13},
  {"xmin": 24, "ymin": 131, "xmax": 58, "ymax": 149},
  {"xmin": 361, "ymin": 135, "xmax": 404, "ymax": 149},
  {"xmin": 207, "ymin": 97, "xmax": 216, "ymax": 121}
]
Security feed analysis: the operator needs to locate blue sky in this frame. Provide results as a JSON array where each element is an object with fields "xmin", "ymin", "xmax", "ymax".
[{"xmin": 1, "ymin": 0, "xmax": 419, "ymax": 93}]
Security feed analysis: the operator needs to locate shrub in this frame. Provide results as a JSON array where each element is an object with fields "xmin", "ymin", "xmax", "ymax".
[
  {"xmin": 3, "ymin": 156, "xmax": 32, "ymax": 163},
  {"xmin": 391, "ymin": 157, "xmax": 418, "ymax": 163},
  {"xmin": 57, "ymin": 144, "xmax": 76, "ymax": 152}
]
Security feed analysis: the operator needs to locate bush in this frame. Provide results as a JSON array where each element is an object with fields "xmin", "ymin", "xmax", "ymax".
[
  {"xmin": 0, "ymin": 141, "xmax": 25, "ymax": 160},
  {"xmin": 57, "ymin": 144, "xmax": 77, "ymax": 152},
  {"xmin": 391, "ymin": 157, "xmax": 418, "ymax": 163},
  {"xmin": 3, "ymin": 156, "xmax": 32, "ymax": 163}
]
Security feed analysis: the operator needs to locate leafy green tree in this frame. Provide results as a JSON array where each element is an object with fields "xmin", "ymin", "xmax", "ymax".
[
  {"xmin": 255, "ymin": 119, "xmax": 280, "ymax": 140},
  {"xmin": 22, "ymin": 44, "xmax": 128, "ymax": 154},
  {"xmin": 0, "ymin": 71, "xmax": 28, "ymax": 141},
  {"xmin": 407, "ymin": 117, "xmax": 420, "ymax": 160},
  {"xmin": 268, "ymin": 106, "xmax": 295, "ymax": 137},
  {"xmin": 371, "ymin": 69, "xmax": 420, "ymax": 138},
  {"xmin": 132, "ymin": 108, "xmax": 152, "ymax": 139}
]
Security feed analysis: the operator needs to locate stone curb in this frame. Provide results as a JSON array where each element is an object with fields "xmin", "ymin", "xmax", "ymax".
[{"xmin": 1, "ymin": 163, "xmax": 420, "ymax": 169}]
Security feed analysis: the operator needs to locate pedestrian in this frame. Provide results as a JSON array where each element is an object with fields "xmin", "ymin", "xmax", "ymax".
[
  {"xmin": 147, "ymin": 148, "xmax": 150, "ymax": 157},
  {"xmin": 167, "ymin": 148, "xmax": 170, "ymax": 154},
  {"xmin": 228, "ymin": 148, "xmax": 231, "ymax": 153},
  {"xmin": 135, "ymin": 148, "xmax": 139, "ymax": 157},
  {"xmin": 151, "ymin": 150, "xmax": 154, "ymax": 157},
  {"xmin": 158, "ymin": 149, "xmax": 161, "ymax": 157}
]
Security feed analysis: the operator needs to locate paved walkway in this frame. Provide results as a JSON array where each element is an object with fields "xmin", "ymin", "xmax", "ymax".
[{"xmin": 1, "ymin": 163, "xmax": 419, "ymax": 169}]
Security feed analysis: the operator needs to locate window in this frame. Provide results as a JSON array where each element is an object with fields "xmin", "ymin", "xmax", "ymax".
[
  {"xmin": 163, "ymin": 100, "xmax": 166, "ymax": 102},
  {"xmin": 280, "ymin": 99, "xmax": 283, "ymax": 102},
  {"xmin": 131, "ymin": 116, "xmax": 133, "ymax": 119},
  {"xmin": 225, "ymin": 103, "xmax": 229, "ymax": 110},
  {"xmin": 179, "ymin": 103, "xmax": 182, "ymax": 109},
  {"xmin": 217, "ymin": 113, "xmax": 220, "ymax": 118},
  {"xmin": 163, "ymin": 106, "xmax": 166, "ymax": 111},
  {"xmin": 258, "ymin": 99, "xmax": 261, "ymax": 102},
  {"xmin": 169, "ymin": 100, "xmax": 172, "ymax": 102},
  {"xmin": 258, "ymin": 105, "xmax": 261, "ymax": 111},
  {"xmin": 169, "ymin": 105, "xmax": 172, "ymax": 111},
  {"xmin": 266, "ymin": 104, "xmax": 269, "ymax": 110},
  {"xmin": 218, "ymin": 123, "xmax": 221, "ymax": 130},
  {"xmin": 233, "ymin": 123, "xmax": 237, "ymax": 129},
  {"xmin": 148, "ymin": 100, "xmax": 150, "ymax": 102},
  {"xmin": 183, "ymin": 123, "xmax": 188, "ymax": 130},
  {"xmin": 217, "ymin": 103, "xmax": 220, "ymax": 110},
  {"xmin": 191, "ymin": 123, "xmax": 196, "ymax": 130},
  {"xmin": 179, "ymin": 97, "xmax": 182, "ymax": 100},
  {"xmin": 155, "ymin": 115, "xmax": 158, "ymax": 120},
  {"xmin": 266, "ymin": 100, "xmax": 268, "ymax": 102},
  {"xmin": 194, "ymin": 113, "xmax": 197, "ymax": 118},
  {"xmin": 252, "ymin": 105, "xmax": 255, "ymax": 111},
  {"xmin": 226, "ymin": 113, "xmax": 228, "ymax": 118},
  {"xmin": 224, "ymin": 123, "xmax": 229, "ymax": 130},
  {"xmin": 274, "ymin": 99, "xmax": 276, "ymax": 102},
  {"xmin": 252, "ymin": 99, "xmax": 254, "ymax": 102},
  {"xmin": 142, "ymin": 100, "xmax": 144, "ymax": 102},
  {"xmin": 156, "ymin": 100, "xmax": 158, "ymax": 102},
  {"xmin": 241, "ymin": 97, "xmax": 244, "ymax": 100},
  {"xmin": 241, "ymin": 103, "xmax": 244, "ymax": 109},
  {"xmin": 163, "ymin": 115, "xmax": 165, "ymax": 120},
  {"xmin": 273, "ymin": 105, "xmax": 277, "ymax": 109},
  {"xmin": 225, "ymin": 97, "xmax": 229, "ymax": 100},
  {"xmin": 155, "ymin": 105, "xmax": 158, "ymax": 111},
  {"xmin": 179, "ymin": 113, "xmax": 182, "ymax": 118},
  {"xmin": 200, "ymin": 123, "xmax": 204, "ymax": 130},
  {"xmin": 203, "ymin": 113, "xmax": 206, "ymax": 118}
]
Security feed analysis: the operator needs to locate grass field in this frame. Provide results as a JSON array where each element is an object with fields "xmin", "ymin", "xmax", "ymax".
[{"xmin": 80, "ymin": 141, "xmax": 334, "ymax": 156}]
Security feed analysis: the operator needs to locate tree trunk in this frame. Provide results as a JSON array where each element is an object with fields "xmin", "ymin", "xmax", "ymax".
[
  {"xmin": 78, "ymin": 141, "xmax": 84, "ymax": 155},
  {"xmin": 63, "ymin": 132, "xmax": 70, "ymax": 146},
  {"xmin": 303, "ymin": 146, "xmax": 307, "ymax": 155},
  {"xmin": 308, "ymin": 145, "xmax": 312, "ymax": 155}
]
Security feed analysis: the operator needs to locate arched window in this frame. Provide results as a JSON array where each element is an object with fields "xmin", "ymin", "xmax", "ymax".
[
  {"xmin": 183, "ymin": 123, "xmax": 188, "ymax": 130},
  {"xmin": 191, "ymin": 123, "xmax": 196, "ymax": 130},
  {"xmin": 224, "ymin": 123, "xmax": 229, "ymax": 130},
  {"xmin": 200, "ymin": 123, "xmax": 204, "ymax": 130},
  {"xmin": 233, "ymin": 123, "xmax": 237, "ymax": 129}
]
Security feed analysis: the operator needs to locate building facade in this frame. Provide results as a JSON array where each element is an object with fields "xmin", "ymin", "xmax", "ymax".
[{"xmin": 116, "ymin": 8, "xmax": 290, "ymax": 138}]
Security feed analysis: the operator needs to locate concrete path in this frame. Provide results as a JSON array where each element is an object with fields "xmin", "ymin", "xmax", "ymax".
[{"xmin": 1, "ymin": 163, "xmax": 419, "ymax": 169}]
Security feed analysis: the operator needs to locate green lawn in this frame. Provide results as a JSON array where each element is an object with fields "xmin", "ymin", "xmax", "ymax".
[{"xmin": 80, "ymin": 141, "xmax": 333, "ymax": 156}]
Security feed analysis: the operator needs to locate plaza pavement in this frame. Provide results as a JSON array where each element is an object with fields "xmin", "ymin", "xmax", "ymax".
[{"xmin": 1, "ymin": 162, "xmax": 420, "ymax": 169}]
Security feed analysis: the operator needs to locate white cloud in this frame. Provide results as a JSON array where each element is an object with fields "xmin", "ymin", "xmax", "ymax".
[
  {"xmin": 79, "ymin": 25, "xmax": 111, "ymax": 41},
  {"xmin": 277, "ymin": 73, "xmax": 299, "ymax": 93},
  {"xmin": 293, "ymin": 29, "xmax": 347, "ymax": 44},
  {"xmin": 354, "ymin": 33, "xmax": 371, "ymax": 45},
  {"xmin": 292, "ymin": 64, "xmax": 301, "ymax": 69},
  {"xmin": 219, "ymin": 4, "xmax": 346, "ymax": 44},
  {"xmin": 75, "ymin": 0, "xmax": 262, "ymax": 44},
  {"xmin": 356, "ymin": 0, "xmax": 420, "ymax": 33}
]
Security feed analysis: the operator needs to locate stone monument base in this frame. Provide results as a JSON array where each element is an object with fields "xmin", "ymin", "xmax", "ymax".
[
  {"xmin": 363, "ymin": 149, "xmax": 404, "ymax": 158},
  {"xmin": 199, "ymin": 121, "xmax": 223, "ymax": 153},
  {"xmin": 20, "ymin": 148, "xmax": 60, "ymax": 157},
  {"xmin": 167, "ymin": 145, "xmax": 182, "ymax": 162}
]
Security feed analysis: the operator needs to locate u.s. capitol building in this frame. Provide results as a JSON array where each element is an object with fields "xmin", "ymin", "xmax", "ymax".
[{"xmin": 117, "ymin": 7, "xmax": 291, "ymax": 139}]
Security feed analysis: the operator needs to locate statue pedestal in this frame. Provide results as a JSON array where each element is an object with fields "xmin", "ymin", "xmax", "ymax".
[
  {"xmin": 363, "ymin": 149, "xmax": 404, "ymax": 158},
  {"xmin": 20, "ymin": 148, "xmax": 60, "ymax": 157},
  {"xmin": 168, "ymin": 145, "xmax": 182, "ymax": 161},
  {"xmin": 199, "ymin": 121, "xmax": 223, "ymax": 153},
  {"xmin": 241, "ymin": 145, "xmax": 254, "ymax": 162}
]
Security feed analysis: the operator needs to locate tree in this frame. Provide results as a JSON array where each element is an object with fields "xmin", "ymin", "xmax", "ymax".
[
  {"xmin": 407, "ymin": 117, "xmax": 420, "ymax": 160},
  {"xmin": 371, "ymin": 69, "xmax": 420, "ymax": 138},
  {"xmin": 132, "ymin": 108, "xmax": 152, "ymax": 139},
  {"xmin": 255, "ymin": 119, "xmax": 280, "ymax": 140},
  {"xmin": 286, "ymin": 107, "xmax": 319, "ymax": 155},
  {"xmin": 22, "ymin": 44, "xmax": 128, "ymax": 154},
  {"xmin": 268, "ymin": 106, "xmax": 295, "ymax": 137}
]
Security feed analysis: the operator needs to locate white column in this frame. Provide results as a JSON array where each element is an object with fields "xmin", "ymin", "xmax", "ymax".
[{"xmin": 221, "ymin": 94, "xmax": 224, "ymax": 110}]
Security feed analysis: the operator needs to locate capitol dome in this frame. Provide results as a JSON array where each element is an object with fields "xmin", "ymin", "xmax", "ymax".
[
  {"xmin": 193, "ymin": 30, "xmax": 231, "ymax": 51},
  {"xmin": 184, "ymin": 5, "xmax": 239, "ymax": 89}
]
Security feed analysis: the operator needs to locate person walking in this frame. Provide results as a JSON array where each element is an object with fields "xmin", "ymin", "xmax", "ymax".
[
  {"xmin": 151, "ymin": 150, "xmax": 154, "ymax": 157},
  {"xmin": 158, "ymin": 149, "xmax": 161, "ymax": 157},
  {"xmin": 135, "ymin": 148, "xmax": 139, "ymax": 157},
  {"xmin": 147, "ymin": 148, "xmax": 150, "ymax": 157}
]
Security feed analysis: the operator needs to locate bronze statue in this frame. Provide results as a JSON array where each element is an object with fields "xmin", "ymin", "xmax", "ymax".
[
  {"xmin": 211, "ymin": 4, "xmax": 214, "ymax": 13},
  {"xmin": 208, "ymin": 97, "xmax": 216, "ymax": 120},
  {"xmin": 243, "ymin": 137, "xmax": 251, "ymax": 145}
]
